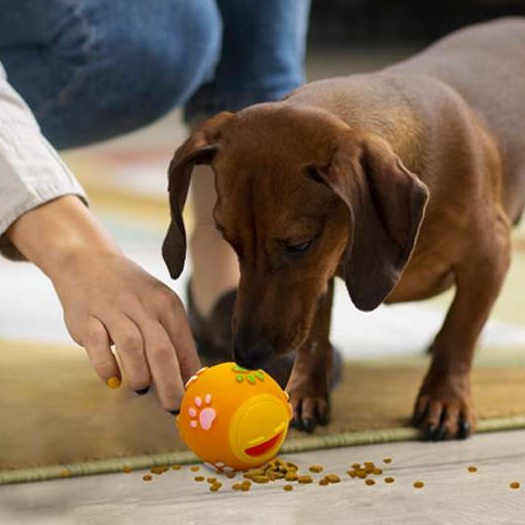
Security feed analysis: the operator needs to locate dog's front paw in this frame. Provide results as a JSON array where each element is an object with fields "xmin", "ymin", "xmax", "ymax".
[
  {"xmin": 288, "ymin": 386, "xmax": 330, "ymax": 434},
  {"xmin": 412, "ymin": 371, "xmax": 475, "ymax": 441}
]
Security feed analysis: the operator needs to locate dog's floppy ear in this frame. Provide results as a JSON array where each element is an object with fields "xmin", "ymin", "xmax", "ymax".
[
  {"xmin": 162, "ymin": 112, "xmax": 234, "ymax": 279},
  {"xmin": 315, "ymin": 133, "xmax": 429, "ymax": 311}
]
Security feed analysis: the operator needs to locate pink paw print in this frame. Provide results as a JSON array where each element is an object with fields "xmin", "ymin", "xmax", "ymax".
[{"xmin": 188, "ymin": 394, "xmax": 216, "ymax": 431}]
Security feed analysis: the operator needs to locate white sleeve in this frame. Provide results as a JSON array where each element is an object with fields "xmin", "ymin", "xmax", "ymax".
[{"xmin": 0, "ymin": 60, "xmax": 88, "ymax": 261}]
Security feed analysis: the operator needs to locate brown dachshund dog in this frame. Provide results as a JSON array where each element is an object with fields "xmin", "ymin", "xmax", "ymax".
[{"xmin": 163, "ymin": 18, "xmax": 525, "ymax": 440}]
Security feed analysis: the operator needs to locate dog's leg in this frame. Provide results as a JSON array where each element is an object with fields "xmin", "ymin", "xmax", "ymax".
[
  {"xmin": 287, "ymin": 279, "xmax": 335, "ymax": 434},
  {"xmin": 413, "ymin": 212, "xmax": 511, "ymax": 440}
]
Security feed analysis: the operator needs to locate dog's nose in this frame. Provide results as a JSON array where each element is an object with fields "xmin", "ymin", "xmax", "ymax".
[{"xmin": 233, "ymin": 331, "xmax": 274, "ymax": 370}]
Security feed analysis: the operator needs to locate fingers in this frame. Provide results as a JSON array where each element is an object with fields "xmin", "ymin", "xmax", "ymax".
[
  {"xmin": 140, "ymin": 320, "xmax": 186, "ymax": 412},
  {"xmin": 81, "ymin": 279, "xmax": 200, "ymax": 413},
  {"xmin": 159, "ymin": 295, "xmax": 201, "ymax": 383},
  {"xmin": 83, "ymin": 317, "xmax": 121, "ymax": 387},
  {"xmin": 110, "ymin": 317, "xmax": 152, "ymax": 393}
]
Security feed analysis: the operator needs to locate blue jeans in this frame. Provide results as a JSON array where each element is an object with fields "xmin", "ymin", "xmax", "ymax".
[{"xmin": 0, "ymin": 0, "xmax": 310, "ymax": 149}]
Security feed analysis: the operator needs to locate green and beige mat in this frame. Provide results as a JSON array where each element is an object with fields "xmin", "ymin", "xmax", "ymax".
[{"xmin": 1, "ymin": 336, "xmax": 525, "ymax": 485}]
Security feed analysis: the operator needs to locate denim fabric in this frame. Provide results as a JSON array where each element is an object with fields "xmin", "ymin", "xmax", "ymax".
[{"xmin": 0, "ymin": 0, "xmax": 310, "ymax": 149}]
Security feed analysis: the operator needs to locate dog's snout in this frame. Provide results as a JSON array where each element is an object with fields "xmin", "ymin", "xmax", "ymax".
[{"xmin": 233, "ymin": 326, "xmax": 274, "ymax": 370}]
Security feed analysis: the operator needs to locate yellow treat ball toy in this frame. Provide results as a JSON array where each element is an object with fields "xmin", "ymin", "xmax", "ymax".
[{"xmin": 177, "ymin": 362, "xmax": 293, "ymax": 472}]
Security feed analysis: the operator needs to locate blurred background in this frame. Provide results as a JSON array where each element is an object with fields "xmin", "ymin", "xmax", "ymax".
[{"xmin": 308, "ymin": 0, "xmax": 525, "ymax": 47}]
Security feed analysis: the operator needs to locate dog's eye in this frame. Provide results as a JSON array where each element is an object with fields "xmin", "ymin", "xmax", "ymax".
[{"xmin": 285, "ymin": 239, "xmax": 313, "ymax": 254}]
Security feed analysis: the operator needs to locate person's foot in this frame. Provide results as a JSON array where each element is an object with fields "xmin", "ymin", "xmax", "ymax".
[{"xmin": 186, "ymin": 281, "xmax": 343, "ymax": 389}]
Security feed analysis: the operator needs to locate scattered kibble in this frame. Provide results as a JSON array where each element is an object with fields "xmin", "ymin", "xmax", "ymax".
[
  {"xmin": 365, "ymin": 479, "xmax": 376, "ymax": 486},
  {"xmin": 384, "ymin": 477, "xmax": 395, "ymax": 484},
  {"xmin": 309, "ymin": 465, "xmax": 324, "ymax": 473},
  {"xmin": 122, "ymin": 466, "xmax": 133, "ymax": 474},
  {"xmin": 252, "ymin": 475, "xmax": 270, "ymax": 484},
  {"xmin": 241, "ymin": 480, "xmax": 252, "ymax": 491},
  {"xmin": 467, "ymin": 466, "xmax": 478, "ymax": 473},
  {"xmin": 151, "ymin": 466, "xmax": 169, "ymax": 475},
  {"xmin": 413, "ymin": 481, "xmax": 425, "ymax": 489},
  {"xmin": 298, "ymin": 475, "xmax": 314, "ymax": 484},
  {"xmin": 171, "ymin": 464, "xmax": 182, "ymax": 470},
  {"xmin": 383, "ymin": 458, "xmax": 392, "ymax": 464},
  {"xmin": 347, "ymin": 470, "xmax": 357, "ymax": 478},
  {"xmin": 142, "ymin": 474, "xmax": 153, "ymax": 482},
  {"xmin": 194, "ymin": 476, "xmax": 205, "ymax": 482},
  {"xmin": 373, "ymin": 468, "xmax": 383, "ymax": 475},
  {"xmin": 319, "ymin": 479, "xmax": 330, "ymax": 486},
  {"xmin": 510, "ymin": 482, "xmax": 520, "ymax": 490},
  {"xmin": 283, "ymin": 484, "xmax": 294, "ymax": 491},
  {"xmin": 209, "ymin": 482, "xmax": 222, "ymax": 492},
  {"xmin": 225, "ymin": 472, "xmax": 237, "ymax": 479},
  {"xmin": 59, "ymin": 469, "xmax": 72, "ymax": 478},
  {"xmin": 325, "ymin": 474, "xmax": 341, "ymax": 484},
  {"xmin": 190, "ymin": 466, "xmax": 200, "ymax": 472},
  {"xmin": 207, "ymin": 477, "xmax": 218, "ymax": 484}
]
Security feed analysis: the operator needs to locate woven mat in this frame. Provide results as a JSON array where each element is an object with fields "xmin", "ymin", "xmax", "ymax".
[{"xmin": 1, "ymin": 339, "xmax": 525, "ymax": 485}]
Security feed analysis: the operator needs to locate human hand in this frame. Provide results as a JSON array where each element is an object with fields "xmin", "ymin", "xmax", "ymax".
[
  {"xmin": 7, "ymin": 196, "xmax": 200, "ymax": 412},
  {"xmin": 53, "ymin": 248, "xmax": 201, "ymax": 412}
]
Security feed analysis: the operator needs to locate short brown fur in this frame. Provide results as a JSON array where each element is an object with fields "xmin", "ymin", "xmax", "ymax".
[{"xmin": 163, "ymin": 19, "xmax": 525, "ymax": 440}]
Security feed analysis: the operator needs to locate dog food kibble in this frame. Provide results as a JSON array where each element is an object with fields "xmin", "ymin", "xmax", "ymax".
[
  {"xmin": 365, "ymin": 479, "xmax": 376, "ymax": 486},
  {"xmin": 283, "ymin": 484, "xmax": 294, "ymax": 491},
  {"xmin": 122, "ymin": 465, "xmax": 133, "ymax": 474},
  {"xmin": 285, "ymin": 472, "xmax": 299, "ymax": 482},
  {"xmin": 209, "ymin": 482, "xmax": 222, "ymax": 492},
  {"xmin": 241, "ymin": 480, "xmax": 252, "ymax": 491},
  {"xmin": 309, "ymin": 465, "xmax": 324, "ymax": 473},
  {"xmin": 298, "ymin": 475, "xmax": 314, "ymax": 484},
  {"xmin": 510, "ymin": 482, "xmax": 521, "ymax": 490},
  {"xmin": 352, "ymin": 463, "xmax": 361, "ymax": 469},
  {"xmin": 373, "ymin": 468, "xmax": 383, "ymax": 475},
  {"xmin": 347, "ymin": 470, "xmax": 357, "ymax": 478},
  {"xmin": 232, "ymin": 483, "xmax": 243, "ymax": 491},
  {"xmin": 325, "ymin": 474, "xmax": 341, "ymax": 484},
  {"xmin": 413, "ymin": 481, "xmax": 425, "ymax": 489},
  {"xmin": 59, "ymin": 469, "xmax": 72, "ymax": 478},
  {"xmin": 142, "ymin": 474, "xmax": 153, "ymax": 482},
  {"xmin": 356, "ymin": 470, "xmax": 368, "ymax": 479},
  {"xmin": 151, "ymin": 466, "xmax": 169, "ymax": 475},
  {"xmin": 384, "ymin": 477, "xmax": 395, "ymax": 484},
  {"xmin": 252, "ymin": 475, "xmax": 270, "ymax": 484},
  {"xmin": 467, "ymin": 466, "xmax": 478, "ymax": 473},
  {"xmin": 194, "ymin": 476, "xmax": 205, "ymax": 482},
  {"xmin": 207, "ymin": 477, "xmax": 218, "ymax": 484},
  {"xmin": 383, "ymin": 458, "xmax": 393, "ymax": 464},
  {"xmin": 107, "ymin": 376, "xmax": 121, "ymax": 389},
  {"xmin": 190, "ymin": 466, "xmax": 200, "ymax": 472},
  {"xmin": 171, "ymin": 464, "xmax": 182, "ymax": 470},
  {"xmin": 319, "ymin": 478, "xmax": 330, "ymax": 486}
]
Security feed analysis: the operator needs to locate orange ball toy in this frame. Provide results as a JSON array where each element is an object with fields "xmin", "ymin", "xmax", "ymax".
[{"xmin": 177, "ymin": 362, "xmax": 293, "ymax": 472}]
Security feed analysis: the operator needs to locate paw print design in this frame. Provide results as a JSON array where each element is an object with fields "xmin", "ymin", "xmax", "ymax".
[
  {"xmin": 231, "ymin": 365, "xmax": 265, "ymax": 385},
  {"xmin": 188, "ymin": 393, "xmax": 216, "ymax": 431}
]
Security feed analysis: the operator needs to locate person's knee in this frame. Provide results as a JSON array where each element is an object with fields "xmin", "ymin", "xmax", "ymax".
[
  {"xmin": 45, "ymin": 0, "xmax": 222, "ymax": 147},
  {"xmin": 93, "ymin": 0, "xmax": 223, "ymax": 129}
]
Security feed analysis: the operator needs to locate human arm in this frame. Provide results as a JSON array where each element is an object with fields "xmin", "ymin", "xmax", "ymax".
[{"xmin": 0, "ymin": 63, "xmax": 200, "ymax": 412}]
